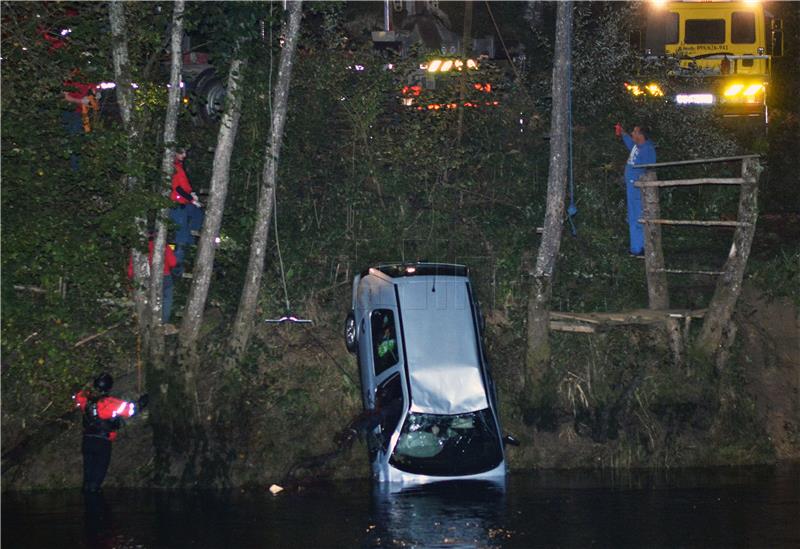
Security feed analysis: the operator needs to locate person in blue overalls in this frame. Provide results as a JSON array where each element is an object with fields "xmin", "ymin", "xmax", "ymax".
[{"xmin": 619, "ymin": 125, "xmax": 656, "ymax": 256}]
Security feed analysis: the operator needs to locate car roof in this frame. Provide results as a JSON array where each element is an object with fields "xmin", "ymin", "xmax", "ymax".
[{"xmin": 393, "ymin": 274, "xmax": 489, "ymax": 415}]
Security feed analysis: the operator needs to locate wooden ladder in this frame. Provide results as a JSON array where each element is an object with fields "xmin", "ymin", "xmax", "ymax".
[
  {"xmin": 549, "ymin": 154, "xmax": 761, "ymax": 367},
  {"xmin": 636, "ymin": 154, "xmax": 761, "ymax": 362}
]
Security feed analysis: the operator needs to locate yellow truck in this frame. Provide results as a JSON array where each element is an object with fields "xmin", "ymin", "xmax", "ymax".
[{"xmin": 628, "ymin": 0, "xmax": 783, "ymax": 124}]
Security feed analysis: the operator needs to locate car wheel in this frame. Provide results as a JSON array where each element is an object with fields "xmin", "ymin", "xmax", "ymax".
[{"xmin": 344, "ymin": 311, "xmax": 357, "ymax": 353}]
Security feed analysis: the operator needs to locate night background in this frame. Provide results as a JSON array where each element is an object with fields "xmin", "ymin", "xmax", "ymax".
[{"xmin": 1, "ymin": 1, "xmax": 798, "ymax": 546}]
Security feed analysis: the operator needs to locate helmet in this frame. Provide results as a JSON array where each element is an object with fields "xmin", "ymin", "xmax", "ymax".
[{"xmin": 93, "ymin": 372, "xmax": 113, "ymax": 393}]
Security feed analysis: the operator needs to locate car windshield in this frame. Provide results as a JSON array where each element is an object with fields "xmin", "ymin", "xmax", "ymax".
[{"xmin": 389, "ymin": 409, "xmax": 502, "ymax": 476}]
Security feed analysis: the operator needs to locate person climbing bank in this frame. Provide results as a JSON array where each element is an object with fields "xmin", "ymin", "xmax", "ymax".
[
  {"xmin": 169, "ymin": 147, "xmax": 204, "ymax": 267},
  {"xmin": 73, "ymin": 372, "xmax": 148, "ymax": 492},
  {"xmin": 618, "ymin": 124, "xmax": 656, "ymax": 256},
  {"xmin": 128, "ymin": 236, "xmax": 179, "ymax": 331}
]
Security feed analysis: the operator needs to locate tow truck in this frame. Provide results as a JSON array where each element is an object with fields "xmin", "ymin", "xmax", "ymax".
[
  {"xmin": 371, "ymin": 0, "xmax": 503, "ymax": 112},
  {"xmin": 627, "ymin": 0, "xmax": 783, "ymax": 125}
]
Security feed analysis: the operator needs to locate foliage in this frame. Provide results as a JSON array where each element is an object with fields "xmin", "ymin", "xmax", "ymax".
[{"xmin": 2, "ymin": 1, "xmax": 797, "ymax": 484}]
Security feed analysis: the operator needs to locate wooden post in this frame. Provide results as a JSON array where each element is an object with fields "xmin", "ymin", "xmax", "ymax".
[
  {"xmin": 696, "ymin": 158, "xmax": 759, "ymax": 364},
  {"xmin": 640, "ymin": 170, "xmax": 669, "ymax": 310}
]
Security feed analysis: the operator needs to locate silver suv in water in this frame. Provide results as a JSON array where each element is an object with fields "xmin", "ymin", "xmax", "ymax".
[{"xmin": 344, "ymin": 263, "xmax": 507, "ymax": 485}]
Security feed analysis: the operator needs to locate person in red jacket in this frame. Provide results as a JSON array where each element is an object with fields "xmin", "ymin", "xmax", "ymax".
[
  {"xmin": 128, "ymin": 237, "xmax": 179, "ymax": 329},
  {"xmin": 73, "ymin": 372, "xmax": 148, "ymax": 492},
  {"xmin": 169, "ymin": 147, "xmax": 204, "ymax": 267},
  {"xmin": 61, "ymin": 70, "xmax": 98, "ymax": 171}
]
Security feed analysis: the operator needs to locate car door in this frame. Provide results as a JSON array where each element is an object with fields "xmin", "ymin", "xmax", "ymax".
[
  {"xmin": 358, "ymin": 315, "xmax": 374, "ymax": 409},
  {"xmin": 370, "ymin": 371, "xmax": 405, "ymax": 467}
]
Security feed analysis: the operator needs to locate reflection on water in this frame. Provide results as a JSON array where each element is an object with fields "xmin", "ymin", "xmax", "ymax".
[
  {"xmin": 2, "ymin": 465, "xmax": 798, "ymax": 548},
  {"xmin": 367, "ymin": 480, "xmax": 507, "ymax": 548}
]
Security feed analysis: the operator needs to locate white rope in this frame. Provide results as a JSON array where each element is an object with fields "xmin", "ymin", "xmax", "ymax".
[{"xmin": 269, "ymin": 1, "xmax": 291, "ymax": 313}]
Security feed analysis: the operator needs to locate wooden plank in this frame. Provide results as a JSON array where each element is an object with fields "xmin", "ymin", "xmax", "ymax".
[
  {"xmin": 13, "ymin": 285, "xmax": 46, "ymax": 294},
  {"xmin": 636, "ymin": 177, "xmax": 745, "ymax": 188},
  {"xmin": 696, "ymin": 157, "xmax": 760, "ymax": 360},
  {"xmin": 550, "ymin": 311, "xmax": 602, "ymax": 323},
  {"xmin": 641, "ymin": 171, "xmax": 669, "ymax": 310},
  {"xmin": 637, "ymin": 155, "xmax": 760, "ymax": 169},
  {"xmin": 550, "ymin": 321, "xmax": 596, "ymax": 333},
  {"xmin": 639, "ymin": 219, "xmax": 749, "ymax": 227},
  {"xmin": 651, "ymin": 268, "xmax": 724, "ymax": 275},
  {"xmin": 550, "ymin": 309, "xmax": 707, "ymax": 325}
]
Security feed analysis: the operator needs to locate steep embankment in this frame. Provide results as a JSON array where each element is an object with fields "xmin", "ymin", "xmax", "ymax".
[{"xmin": 2, "ymin": 284, "xmax": 797, "ymax": 491}]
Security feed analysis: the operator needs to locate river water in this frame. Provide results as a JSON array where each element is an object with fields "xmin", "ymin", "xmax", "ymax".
[{"xmin": 3, "ymin": 464, "xmax": 798, "ymax": 548}]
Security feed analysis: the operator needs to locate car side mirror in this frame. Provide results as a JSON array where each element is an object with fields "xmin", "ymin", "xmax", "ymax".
[{"xmin": 503, "ymin": 434, "xmax": 521, "ymax": 447}]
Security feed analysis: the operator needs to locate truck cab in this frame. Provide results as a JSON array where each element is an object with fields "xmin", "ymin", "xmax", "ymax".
[{"xmin": 630, "ymin": 0, "xmax": 783, "ymax": 123}]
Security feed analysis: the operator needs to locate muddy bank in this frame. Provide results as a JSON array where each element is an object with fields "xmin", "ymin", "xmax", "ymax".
[{"xmin": 2, "ymin": 284, "xmax": 797, "ymax": 491}]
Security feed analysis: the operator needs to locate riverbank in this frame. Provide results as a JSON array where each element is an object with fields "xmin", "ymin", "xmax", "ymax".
[{"xmin": 2, "ymin": 281, "xmax": 797, "ymax": 492}]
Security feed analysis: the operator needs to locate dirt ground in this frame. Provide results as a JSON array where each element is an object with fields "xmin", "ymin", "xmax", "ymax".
[{"xmin": 738, "ymin": 288, "xmax": 800, "ymax": 461}]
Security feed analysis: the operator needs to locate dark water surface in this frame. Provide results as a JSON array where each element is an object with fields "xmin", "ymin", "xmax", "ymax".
[{"xmin": 3, "ymin": 465, "xmax": 798, "ymax": 548}]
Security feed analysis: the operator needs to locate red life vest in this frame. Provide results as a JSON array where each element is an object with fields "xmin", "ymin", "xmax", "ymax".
[
  {"xmin": 74, "ymin": 390, "xmax": 137, "ymax": 442},
  {"xmin": 127, "ymin": 240, "xmax": 178, "ymax": 278},
  {"xmin": 170, "ymin": 160, "xmax": 193, "ymax": 204}
]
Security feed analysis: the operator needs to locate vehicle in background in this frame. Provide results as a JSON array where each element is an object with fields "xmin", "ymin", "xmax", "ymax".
[
  {"xmin": 345, "ymin": 262, "xmax": 512, "ymax": 485},
  {"xmin": 628, "ymin": 0, "xmax": 783, "ymax": 125}
]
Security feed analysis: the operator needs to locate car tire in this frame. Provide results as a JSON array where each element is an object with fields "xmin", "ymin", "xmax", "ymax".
[{"xmin": 344, "ymin": 311, "xmax": 357, "ymax": 353}]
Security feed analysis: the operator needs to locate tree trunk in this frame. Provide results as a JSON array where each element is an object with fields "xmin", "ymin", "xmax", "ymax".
[
  {"xmin": 180, "ymin": 56, "xmax": 246, "ymax": 392},
  {"xmin": 524, "ymin": 0, "xmax": 573, "ymax": 391},
  {"xmin": 228, "ymin": 1, "xmax": 303, "ymax": 365},
  {"xmin": 110, "ymin": 1, "xmax": 150, "ymax": 347},
  {"xmin": 695, "ymin": 158, "xmax": 760, "ymax": 365},
  {"xmin": 109, "ymin": 2, "xmax": 134, "ymax": 131},
  {"xmin": 149, "ymin": 0, "xmax": 185, "ymax": 367}
]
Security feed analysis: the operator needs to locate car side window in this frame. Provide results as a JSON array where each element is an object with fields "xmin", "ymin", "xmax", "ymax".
[
  {"xmin": 375, "ymin": 373, "xmax": 404, "ymax": 450},
  {"xmin": 371, "ymin": 309, "xmax": 399, "ymax": 375}
]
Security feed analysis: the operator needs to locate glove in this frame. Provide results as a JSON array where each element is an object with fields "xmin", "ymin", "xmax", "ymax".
[
  {"xmin": 615, "ymin": 123, "xmax": 622, "ymax": 137},
  {"xmin": 193, "ymin": 199, "xmax": 203, "ymax": 208},
  {"xmin": 191, "ymin": 192, "xmax": 199, "ymax": 201},
  {"xmin": 137, "ymin": 393, "xmax": 149, "ymax": 411}
]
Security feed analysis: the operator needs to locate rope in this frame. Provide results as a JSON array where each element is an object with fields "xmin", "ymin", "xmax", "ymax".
[
  {"xmin": 301, "ymin": 325, "xmax": 357, "ymax": 387},
  {"xmin": 483, "ymin": 1, "xmax": 523, "ymax": 82},
  {"xmin": 268, "ymin": 3, "xmax": 292, "ymax": 314},
  {"xmin": 485, "ymin": 0, "xmax": 578, "ymax": 236},
  {"xmin": 567, "ymin": 57, "xmax": 578, "ymax": 236}
]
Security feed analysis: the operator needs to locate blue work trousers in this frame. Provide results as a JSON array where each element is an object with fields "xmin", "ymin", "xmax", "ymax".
[
  {"xmin": 170, "ymin": 204, "xmax": 204, "ymax": 243},
  {"xmin": 626, "ymin": 177, "xmax": 645, "ymax": 255},
  {"xmin": 61, "ymin": 111, "xmax": 83, "ymax": 172}
]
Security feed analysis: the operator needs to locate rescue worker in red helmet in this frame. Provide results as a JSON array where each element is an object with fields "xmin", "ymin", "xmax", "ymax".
[{"xmin": 73, "ymin": 372, "xmax": 148, "ymax": 492}]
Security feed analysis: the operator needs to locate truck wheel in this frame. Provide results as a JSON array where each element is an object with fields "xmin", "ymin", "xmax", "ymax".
[
  {"xmin": 193, "ymin": 69, "xmax": 225, "ymax": 122},
  {"xmin": 344, "ymin": 311, "xmax": 357, "ymax": 353}
]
